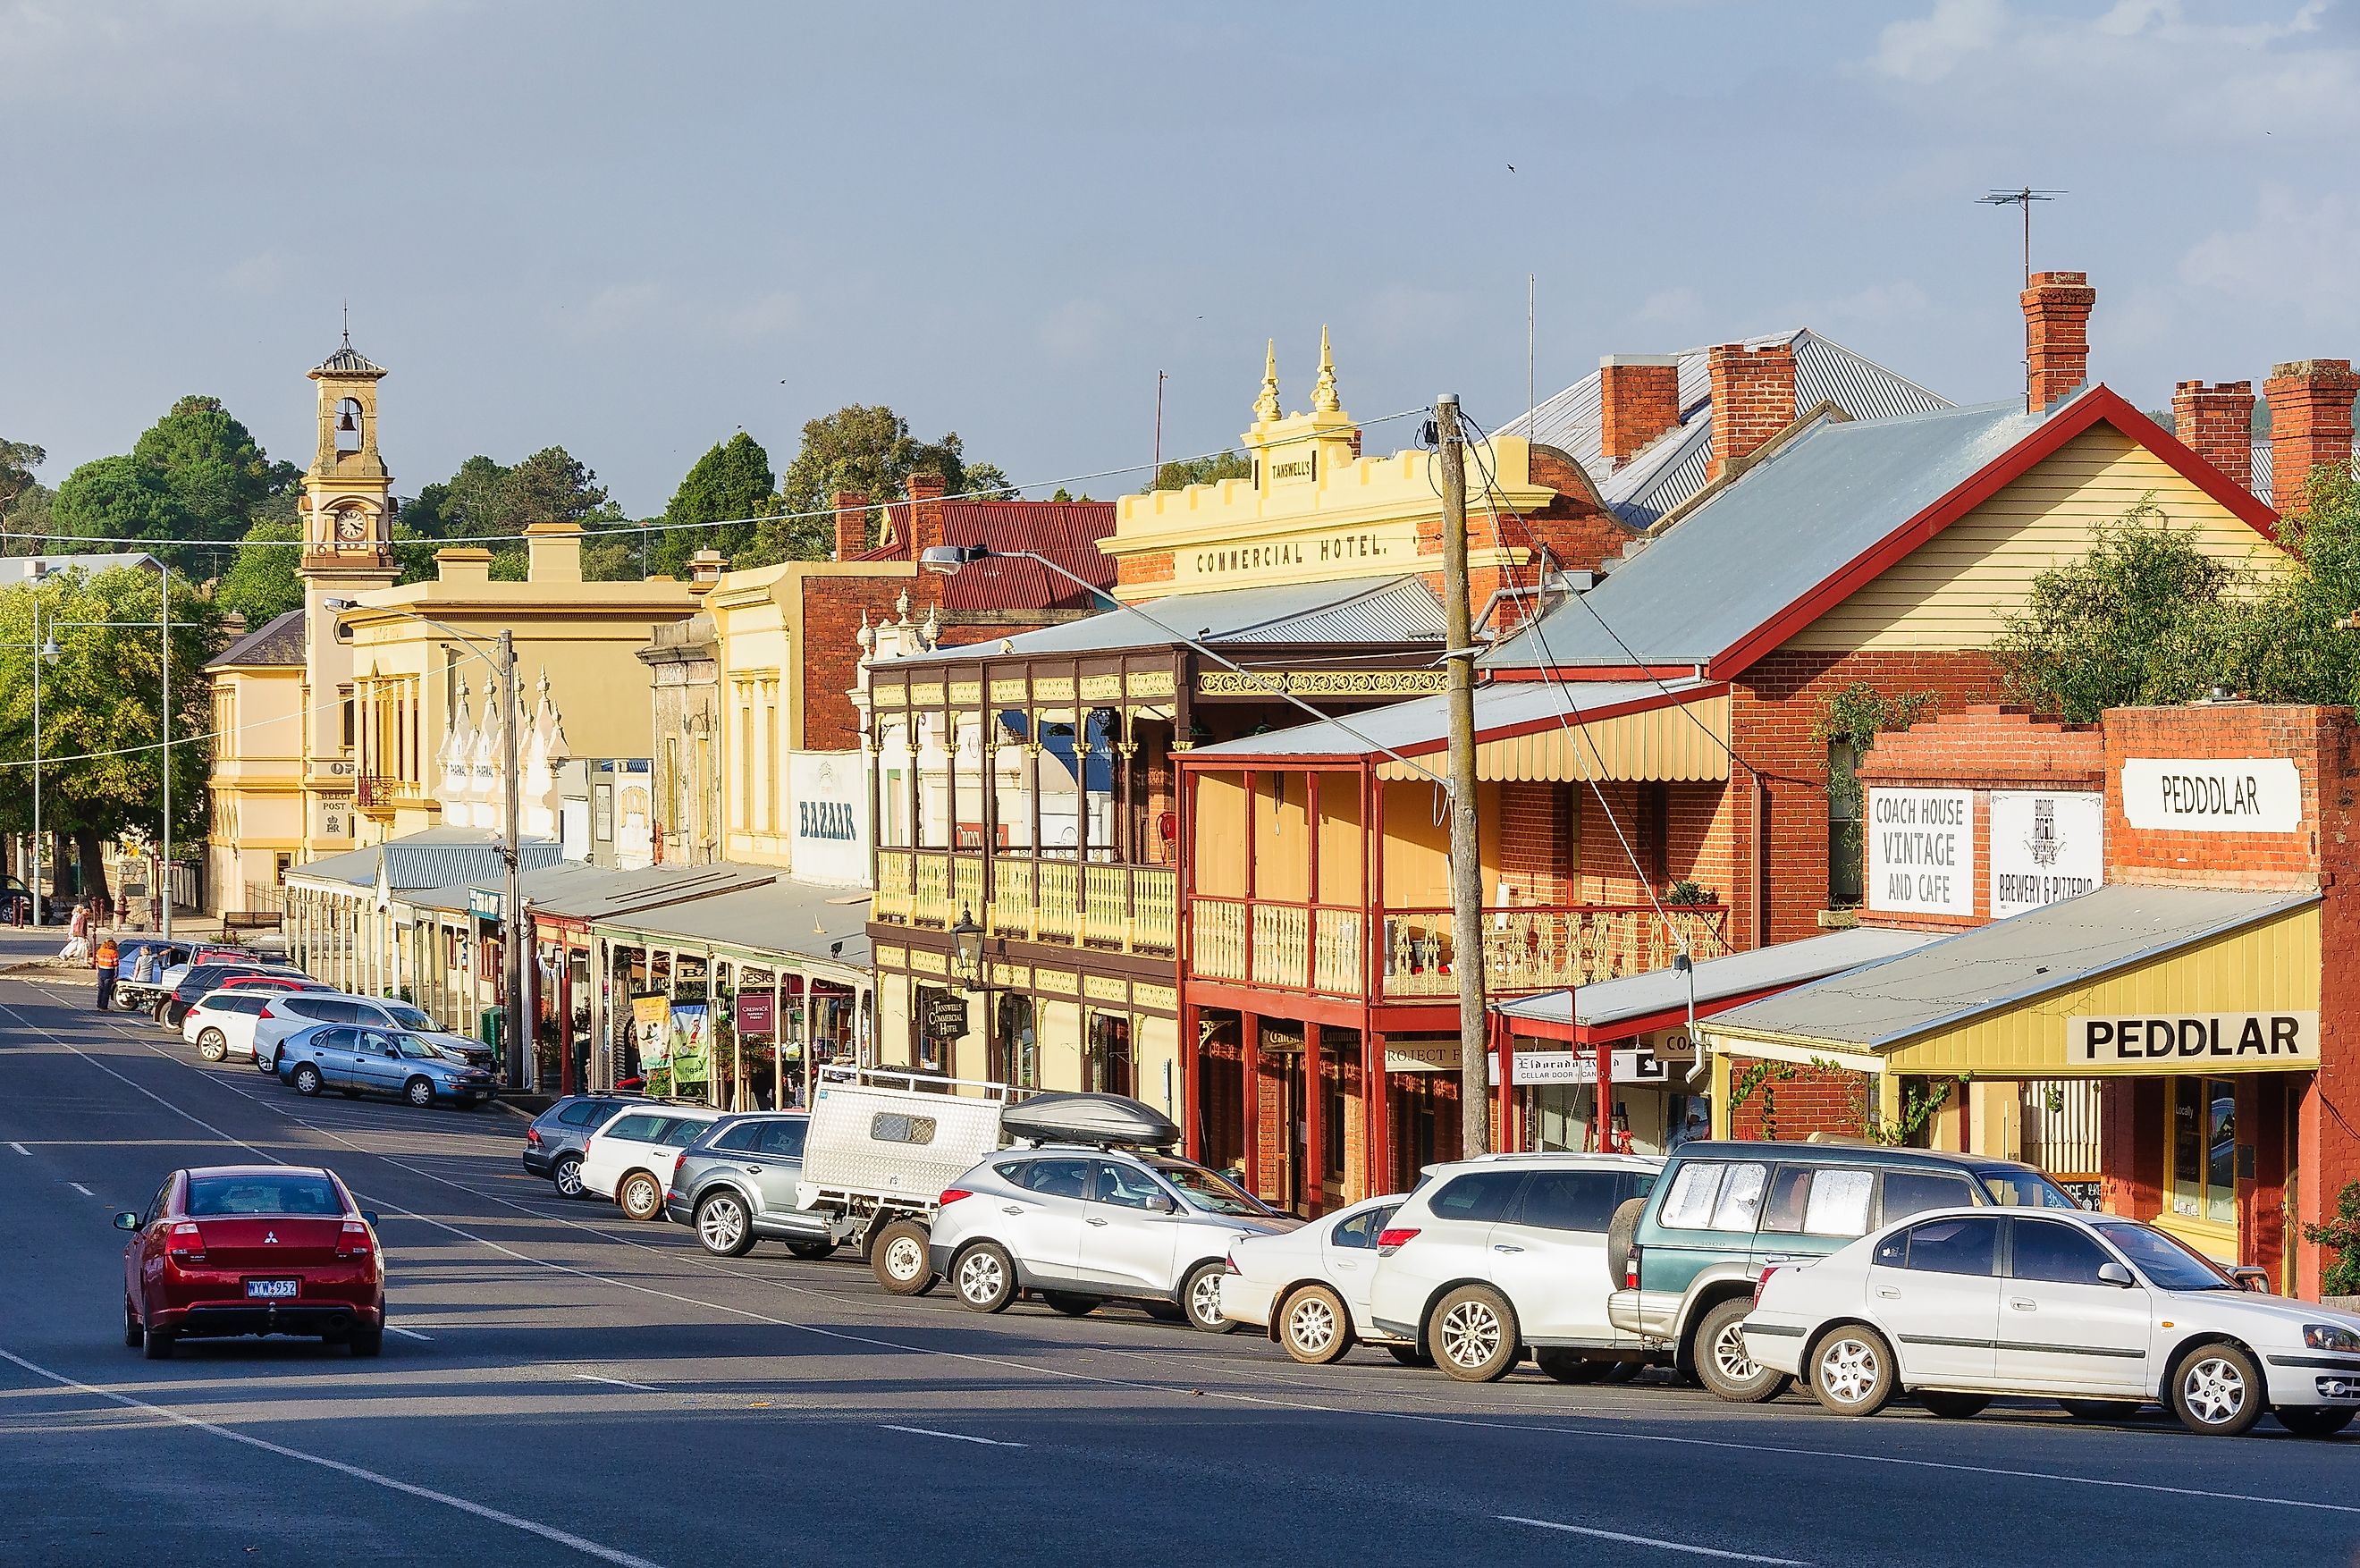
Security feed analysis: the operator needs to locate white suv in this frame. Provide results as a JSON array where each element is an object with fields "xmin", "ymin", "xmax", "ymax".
[
  {"xmin": 580, "ymin": 1105, "xmax": 729, "ymax": 1220},
  {"xmin": 1370, "ymin": 1153, "xmax": 1664, "ymax": 1383},
  {"xmin": 928, "ymin": 1146, "xmax": 1298, "ymax": 1330},
  {"xmin": 254, "ymin": 993, "xmax": 490, "ymax": 1075}
]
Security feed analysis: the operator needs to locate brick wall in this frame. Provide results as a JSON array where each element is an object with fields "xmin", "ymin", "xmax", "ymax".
[
  {"xmin": 2100, "ymin": 704, "xmax": 2340, "ymax": 890},
  {"xmin": 798, "ymin": 574, "xmax": 933, "ymax": 750},
  {"xmin": 1729, "ymin": 647, "xmax": 2006, "ymax": 947},
  {"xmin": 1116, "ymin": 552, "xmax": 1175, "ymax": 590},
  {"xmin": 1724, "ymin": 1056, "xmax": 1870, "ymax": 1140},
  {"xmin": 1498, "ymin": 781, "xmax": 1572, "ymax": 901}
]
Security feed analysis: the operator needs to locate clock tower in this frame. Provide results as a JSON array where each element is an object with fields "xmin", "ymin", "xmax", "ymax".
[{"xmin": 298, "ymin": 333, "xmax": 399, "ymax": 856}]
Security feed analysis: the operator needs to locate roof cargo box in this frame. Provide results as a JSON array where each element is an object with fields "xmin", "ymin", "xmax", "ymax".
[{"xmin": 1001, "ymin": 1092, "xmax": 1180, "ymax": 1150}]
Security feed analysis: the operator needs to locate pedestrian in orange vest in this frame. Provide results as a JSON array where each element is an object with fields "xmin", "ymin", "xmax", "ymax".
[{"xmin": 93, "ymin": 933, "xmax": 119, "ymax": 1012}]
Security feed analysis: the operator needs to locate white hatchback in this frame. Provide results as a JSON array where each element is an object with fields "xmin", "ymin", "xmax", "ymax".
[
  {"xmin": 1220, "ymin": 1193, "xmax": 1413, "ymax": 1363},
  {"xmin": 1370, "ymin": 1153, "xmax": 1664, "ymax": 1383},
  {"xmin": 181, "ymin": 989, "xmax": 299, "ymax": 1063},
  {"xmin": 580, "ymin": 1106, "xmax": 729, "ymax": 1220},
  {"xmin": 1747, "ymin": 1206, "xmax": 2360, "ymax": 1437}
]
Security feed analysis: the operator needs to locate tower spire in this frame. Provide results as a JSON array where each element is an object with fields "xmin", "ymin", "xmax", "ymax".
[
  {"xmin": 1311, "ymin": 325, "xmax": 1340, "ymax": 414},
  {"xmin": 1252, "ymin": 338, "xmax": 1282, "ymax": 424}
]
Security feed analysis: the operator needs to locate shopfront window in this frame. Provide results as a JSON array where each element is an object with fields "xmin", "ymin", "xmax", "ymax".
[
  {"xmin": 993, "ymin": 992, "xmax": 1038, "ymax": 1090},
  {"xmin": 2169, "ymin": 1076, "xmax": 2238, "ymax": 1227},
  {"xmin": 1827, "ymin": 741, "xmax": 1864, "ymax": 907}
]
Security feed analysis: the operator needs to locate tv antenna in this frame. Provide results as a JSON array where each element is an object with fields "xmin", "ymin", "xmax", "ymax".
[{"xmin": 1979, "ymin": 188, "xmax": 2067, "ymax": 286}]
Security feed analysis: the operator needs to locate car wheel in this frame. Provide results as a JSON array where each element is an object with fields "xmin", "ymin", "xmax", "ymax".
[
  {"xmin": 1042, "ymin": 1293, "xmax": 1101, "ymax": 1318},
  {"xmin": 2057, "ymin": 1398, "xmax": 2142, "ymax": 1421},
  {"xmin": 2276, "ymin": 1406, "xmax": 2357, "ymax": 1438},
  {"xmin": 1810, "ymin": 1323, "xmax": 1896, "ymax": 1417},
  {"xmin": 1429, "ymin": 1285, "xmax": 1521, "ymax": 1383},
  {"xmin": 1386, "ymin": 1343, "xmax": 1434, "ymax": 1369},
  {"xmin": 1693, "ymin": 1297, "xmax": 1791, "ymax": 1404},
  {"xmin": 142, "ymin": 1327, "xmax": 174, "ymax": 1361},
  {"xmin": 196, "ymin": 1029, "xmax": 227, "ymax": 1063},
  {"xmin": 2172, "ymin": 1343, "xmax": 2265, "ymax": 1436},
  {"xmin": 618, "ymin": 1171, "xmax": 663, "ymax": 1222},
  {"xmin": 1535, "ymin": 1347, "xmax": 1605, "ymax": 1385},
  {"xmin": 123, "ymin": 1306, "xmax": 143, "ymax": 1349},
  {"xmin": 349, "ymin": 1326, "xmax": 383, "ymax": 1357},
  {"xmin": 871, "ymin": 1220, "xmax": 937, "ymax": 1295},
  {"xmin": 1279, "ymin": 1285, "xmax": 1354, "ymax": 1365},
  {"xmin": 952, "ymin": 1243, "xmax": 1016, "ymax": 1312},
  {"xmin": 404, "ymin": 1076, "xmax": 435, "ymax": 1109},
  {"xmin": 552, "ymin": 1155, "xmax": 586, "ymax": 1200},
  {"xmin": 1918, "ymin": 1391, "xmax": 1991, "ymax": 1420},
  {"xmin": 787, "ymin": 1240, "xmax": 838, "ymax": 1261},
  {"xmin": 291, "ymin": 1063, "xmax": 323, "ymax": 1097},
  {"xmin": 1181, "ymin": 1261, "xmax": 1237, "ymax": 1335},
  {"xmin": 695, "ymin": 1192, "xmax": 755, "ymax": 1257}
]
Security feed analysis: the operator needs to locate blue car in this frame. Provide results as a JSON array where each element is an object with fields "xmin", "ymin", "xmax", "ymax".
[{"xmin": 275, "ymin": 1021, "xmax": 498, "ymax": 1109}]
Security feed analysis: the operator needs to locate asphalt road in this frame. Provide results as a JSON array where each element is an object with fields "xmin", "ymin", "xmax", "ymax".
[{"xmin": 3, "ymin": 975, "xmax": 2356, "ymax": 1568}]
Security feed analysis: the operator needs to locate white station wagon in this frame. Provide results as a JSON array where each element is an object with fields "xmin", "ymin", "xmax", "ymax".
[{"xmin": 1746, "ymin": 1205, "xmax": 2360, "ymax": 1437}]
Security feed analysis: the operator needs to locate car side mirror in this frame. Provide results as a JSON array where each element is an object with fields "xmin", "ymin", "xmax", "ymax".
[
  {"xmin": 2096, "ymin": 1261, "xmax": 2136, "ymax": 1288},
  {"xmin": 113, "ymin": 1211, "xmax": 139, "ymax": 1232},
  {"xmin": 2230, "ymin": 1265, "xmax": 2271, "ymax": 1293},
  {"xmin": 1150, "ymin": 1192, "xmax": 1178, "ymax": 1214}
]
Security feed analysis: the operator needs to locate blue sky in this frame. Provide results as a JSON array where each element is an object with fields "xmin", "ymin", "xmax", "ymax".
[{"xmin": 2, "ymin": 0, "xmax": 2354, "ymax": 518}]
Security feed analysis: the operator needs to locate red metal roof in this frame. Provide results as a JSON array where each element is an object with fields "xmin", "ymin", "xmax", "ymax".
[{"xmin": 862, "ymin": 499, "xmax": 1117, "ymax": 612}]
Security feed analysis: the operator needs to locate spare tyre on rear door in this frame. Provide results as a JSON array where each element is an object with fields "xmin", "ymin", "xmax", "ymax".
[{"xmin": 1606, "ymin": 1195, "xmax": 1646, "ymax": 1284}]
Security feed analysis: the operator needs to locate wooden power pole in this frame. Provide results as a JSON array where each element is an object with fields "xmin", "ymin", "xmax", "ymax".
[{"xmin": 1435, "ymin": 394, "xmax": 1490, "ymax": 1157}]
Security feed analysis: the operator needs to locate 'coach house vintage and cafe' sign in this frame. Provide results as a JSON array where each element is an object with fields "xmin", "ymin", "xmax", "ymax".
[{"xmin": 1869, "ymin": 788, "xmax": 2109, "ymax": 923}]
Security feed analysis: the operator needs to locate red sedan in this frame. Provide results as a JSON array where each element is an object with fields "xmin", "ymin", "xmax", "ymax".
[{"xmin": 117, "ymin": 1165, "xmax": 385, "ymax": 1358}]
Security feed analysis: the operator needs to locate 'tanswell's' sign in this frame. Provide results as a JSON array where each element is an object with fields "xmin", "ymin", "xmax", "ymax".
[
  {"xmin": 2070, "ymin": 1011, "xmax": 2319, "ymax": 1068},
  {"xmin": 2120, "ymin": 758, "xmax": 2302, "ymax": 834}
]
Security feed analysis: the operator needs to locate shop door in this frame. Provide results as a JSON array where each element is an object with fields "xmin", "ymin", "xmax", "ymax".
[{"xmin": 1086, "ymin": 1013, "xmax": 1134, "ymax": 1098}]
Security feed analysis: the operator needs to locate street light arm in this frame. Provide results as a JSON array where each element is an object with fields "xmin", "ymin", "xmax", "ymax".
[{"xmin": 915, "ymin": 545, "xmax": 1454, "ymax": 789}]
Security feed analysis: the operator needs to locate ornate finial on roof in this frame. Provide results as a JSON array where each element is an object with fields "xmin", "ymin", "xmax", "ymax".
[
  {"xmin": 1312, "ymin": 325, "xmax": 1340, "ymax": 414},
  {"xmin": 856, "ymin": 611, "xmax": 874, "ymax": 655},
  {"xmin": 895, "ymin": 588, "xmax": 912, "ymax": 625},
  {"xmin": 920, "ymin": 606, "xmax": 940, "ymax": 649},
  {"xmin": 1253, "ymin": 338, "xmax": 1282, "ymax": 424}
]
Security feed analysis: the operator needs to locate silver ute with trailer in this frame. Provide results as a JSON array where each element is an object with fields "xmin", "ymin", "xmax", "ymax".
[{"xmin": 795, "ymin": 1067, "xmax": 1021, "ymax": 1294}]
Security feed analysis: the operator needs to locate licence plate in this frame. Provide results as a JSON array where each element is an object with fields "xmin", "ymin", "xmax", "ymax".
[{"xmin": 245, "ymin": 1278, "xmax": 299, "ymax": 1300}]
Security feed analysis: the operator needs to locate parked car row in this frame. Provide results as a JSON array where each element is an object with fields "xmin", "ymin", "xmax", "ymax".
[{"xmin": 503, "ymin": 1080, "xmax": 2360, "ymax": 1441}]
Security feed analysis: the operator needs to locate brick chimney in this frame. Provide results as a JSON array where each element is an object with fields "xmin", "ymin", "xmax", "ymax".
[
  {"xmin": 1706, "ymin": 342, "xmax": 1797, "ymax": 481},
  {"xmin": 832, "ymin": 490, "xmax": 870, "ymax": 562},
  {"xmin": 2021, "ymin": 271, "xmax": 2095, "ymax": 413},
  {"xmin": 904, "ymin": 470, "xmax": 948, "ymax": 561},
  {"xmin": 2172, "ymin": 380, "xmax": 2255, "ymax": 493},
  {"xmin": 2263, "ymin": 359, "xmax": 2360, "ymax": 516},
  {"xmin": 1599, "ymin": 354, "xmax": 1682, "ymax": 469}
]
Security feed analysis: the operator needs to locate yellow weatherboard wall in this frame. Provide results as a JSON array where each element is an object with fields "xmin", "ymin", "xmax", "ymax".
[{"xmin": 1784, "ymin": 423, "xmax": 2285, "ymax": 653}]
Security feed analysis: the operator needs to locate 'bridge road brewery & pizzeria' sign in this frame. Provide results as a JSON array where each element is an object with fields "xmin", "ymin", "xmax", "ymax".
[{"xmin": 1867, "ymin": 788, "xmax": 1976, "ymax": 918}]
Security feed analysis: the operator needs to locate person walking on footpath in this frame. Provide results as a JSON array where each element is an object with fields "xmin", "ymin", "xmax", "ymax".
[
  {"xmin": 93, "ymin": 932, "xmax": 119, "ymax": 1011},
  {"xmin": 60, "ymin": 899, "xmax": 90, "ymax": 964}
]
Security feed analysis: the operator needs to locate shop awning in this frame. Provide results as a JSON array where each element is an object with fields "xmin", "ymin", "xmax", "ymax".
[
  {"xmin": 1183, "ymin": 676, "xmax": 1731, "ymax": 782},
  {"xmin": 1703, "ymin": 885, "xmax": 2322, "ymax": 1077},
  {"xmin": 397, "ymin": 861, "xmax": 776, "ymax": 923},
  {"xmin": 283, "ymin": 827, "xmax": 562, "ymax": 896},
  {"xmin": 594, "ymin": 878, "xmax": 872, "ymax": 982},
  {"xmin": 1497, "ymin": 926, "xmax": 1942, "ymax": 1044}
]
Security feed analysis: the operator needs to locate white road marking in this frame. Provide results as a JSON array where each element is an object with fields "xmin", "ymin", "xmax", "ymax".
[
  {"xmin": 573, "ymin": 1373, "xmax": 662, "ymax": 1393},
  {"xmin": 8, "ymin": 1142, "xmax": 27, "ymax": 1155},
  {"xmin": 0, "ymin": 1345, "xmax": 667, "ymax": 1568},
  {"xmin": 1503, "ymin": 1515, "xmax": 1808, "ymax": 1564},
  {"xmin": 388, "ymin": 1326, "xmax": 434, "ymax": 1341},
  {"xmin": 17, "ymin": 993, "xmax": 2359, "ymax": 1523},
  {"xmin": 880, "ymin": 1423, "xmax": 1024, "ymax": 1448},
  {"xmin": 67, "ymin": 1182, "xmax": 92, "ymax": 1196}
]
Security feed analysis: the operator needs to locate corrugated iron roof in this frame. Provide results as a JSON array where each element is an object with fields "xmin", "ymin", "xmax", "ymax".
[
  {"xmin": 1186, "ymin": 676, "xmax": 1708, "ymax": 763},
  {"xmin": 594, "ymin": 877, "xmax": 872, "ymax": 974},
  {"xmin": 1705, "ymin": 885, "xmax": 2318, "ymax": 1051},
  {"xmin": 860, "ymin": 499, "xmax": 1117, "ymax": 612},
  {"xmin": 207, "ymin": 607, "xmax": 307, "ymax": 669},
  {"xmin": 883, "ymin": 574, "xmax": 1444, "ymax": 664},
  {"xmin": 314, "ymin": 341, "xmax": 384, "ymax": 375},
  {"xmin": 1501, "ymin": 328, "xmax": 1951, "ymax": 527},
  {"xmin": 1497, "ymin": 926, "xmax": 1943, "ymax": 1033},
  {"xmin": 399, "ymin": 860, "xmax": 776, "ymax": 919},
  {"xmin": 284, "ymin": 827, "xmax": 563, "ymax": 893},
  {"xmin": 1486, "ymin": 399, "xmax": 2045, "ymax": 671}
]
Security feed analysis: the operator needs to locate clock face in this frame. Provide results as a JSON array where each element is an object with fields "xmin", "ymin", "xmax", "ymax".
[{"xmin": 334, "ymin": 509, "xmax": 370, "ymax": 543}]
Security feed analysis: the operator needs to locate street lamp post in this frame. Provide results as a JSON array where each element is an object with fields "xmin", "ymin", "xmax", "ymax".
[
  {"xmin": 324, "ymin": 601, "xmax": 527, "ymax": 1090},
  {"xmin": 5, "ymin": 581, "xmax": 60, "ymax": 926}
]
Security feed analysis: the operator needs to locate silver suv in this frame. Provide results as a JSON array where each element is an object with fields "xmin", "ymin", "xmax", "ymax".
[
  {"xmin": 925, "ymin": 1146, "xmax": 1297, "ymax": 1331},
  {"xmin": 664, "ymin": 1113, "xmax": 839, "ymax": 1260}
]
